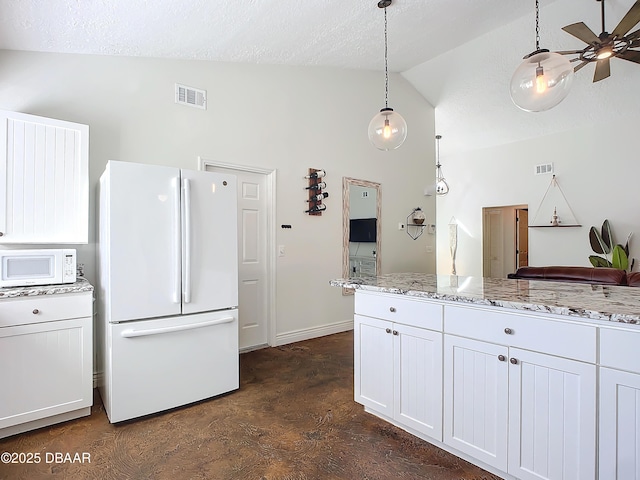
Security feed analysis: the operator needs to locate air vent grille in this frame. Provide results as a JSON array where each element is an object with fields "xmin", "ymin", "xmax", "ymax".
[
  {"xmin": 175, "ymin": 84, "xmax": 206, "ymax": 110},
  {"xmin": 534, "ymin": 163, "xmax": 554, "ymax": 175}
]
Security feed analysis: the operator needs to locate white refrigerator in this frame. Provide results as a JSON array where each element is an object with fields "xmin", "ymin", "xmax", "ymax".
[{"xmin": 97, "ymin": 160, "xmax": 239, "ymax": 423}]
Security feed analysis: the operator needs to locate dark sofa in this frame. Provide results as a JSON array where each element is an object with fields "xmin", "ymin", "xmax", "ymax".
[{"xmin": 507, "ymin": 266, "xmax": 640, "ymax": 286}]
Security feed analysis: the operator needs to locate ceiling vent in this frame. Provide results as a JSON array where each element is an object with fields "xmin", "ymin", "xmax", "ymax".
[
  {"xmin": 534, "ymin": 163, "xmax": 554, "ymax": 175},
  {"xmin": 175, "ymin": 84, "xmax": 206, "ymax": 110}
]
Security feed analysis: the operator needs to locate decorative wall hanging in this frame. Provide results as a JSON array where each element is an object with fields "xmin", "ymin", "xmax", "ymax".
[
  {"xmin": 406, "ymin": 207, "xmax": 426, "ymax": 240},
  {"xmin": 511, "ymin": 0, "xmax": 574, "ymax": 112},
  {"xmin": 449, "ymin": 217, "xmax": 458, "ymax": 275},
  {"xmin": 304, "ymin": 169, "xmax": 327, "ymax": 215},
  {"xmin": 529, "ymin": 174, "xmax": 581, "ymax": 227},
  {"xmin": 557, "ymin": 0, "xmax": 640, "ymax": 83},
  {"xmin": 368, "ymin": 0, "xmax": 407, "ymax": 151}
]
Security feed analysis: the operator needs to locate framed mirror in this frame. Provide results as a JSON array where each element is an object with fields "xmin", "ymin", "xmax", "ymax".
[{"xmin": 342, "ymin": 177, "xmax": 382, "ymax": 295}]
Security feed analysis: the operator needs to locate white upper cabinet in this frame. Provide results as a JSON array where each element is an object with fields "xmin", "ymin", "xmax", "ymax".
[{"xmin": 0, "ymin": 110, "xmax": 89, "ymax": 244}]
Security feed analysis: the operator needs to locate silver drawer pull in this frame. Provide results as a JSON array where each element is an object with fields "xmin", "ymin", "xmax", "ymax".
[
  {"xmin": 385, "ymin": 328, "xmax": 391, "ymax": 334},
  {"xmin": 498, "ymin": 354, "xmax": 506, "ymax": 362},
  {"xmin": 32, "ymin": 309, "xmax": 40, "ymax": 314},
  {"xmin": 389, "ymin": 307, "xmax": 396, "ymax": 313},
  {"xmin": 504, "ymin": 327, "xmax": 513, "ymax": 335},
  {"xmin": 392, "ymin": 330, "xmax": 398, "ymax": 336},
  {"xmin": 510, "ymin": 357, "xmax": 518, "ymax": 365}
]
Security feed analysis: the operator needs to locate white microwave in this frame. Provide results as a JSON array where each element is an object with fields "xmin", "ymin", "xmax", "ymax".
[{"xmin": 0, "ymin": 249, "xmax": 77, "ymax": 288}]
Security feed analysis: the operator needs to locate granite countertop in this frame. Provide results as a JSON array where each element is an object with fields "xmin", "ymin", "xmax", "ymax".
[
  {"xmin": 331, "ymin": 273, "xmax": 640, "ymax": 325},
  {"xmin": 0, "ymin": 277, "xmax": 94, "ymax": 299}
]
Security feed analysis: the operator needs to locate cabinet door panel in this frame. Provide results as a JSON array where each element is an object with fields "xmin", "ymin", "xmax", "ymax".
[
  {"xmin": 508, "ymin": 348, "xmax": 596, "ymax": 480},
  {"xmin": 600, "ymin": 367, "xmax": 640, "ymax": 480},
  {"xmin": 354, "ymin": 314, "xmax": 393, "ymax": 417},
  {"xmin": 444, "ymin": 335, "xmax": 509, "ymax": 471},
  {"xmin": 0, "ymin": 110, "xmax": 88, "ymax": 243},
  {"xmin": 0, "ymin": 317, "xmax": 92, "ymax": 429},
  {"xmin": 394, "ymin": 324, "xmax": 442, "ymax": 441}
]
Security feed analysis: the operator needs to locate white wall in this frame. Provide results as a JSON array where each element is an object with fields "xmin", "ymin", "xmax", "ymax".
[
  {"xmin": 403, "ymin": 0, "xmax": 640, "ymax": 276},
  {"xmin": 0, "ymin": 50, "xmax": 436, "ymax": 342}
]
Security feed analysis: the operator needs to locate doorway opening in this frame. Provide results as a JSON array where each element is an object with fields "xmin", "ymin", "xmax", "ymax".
[
  {"xmin": 482, "ymin": 205, "xmax": 528, "ymax": 278},
  {"xmin": 199, "ymin": 158, "xmax": 276, "ymax": 351}
]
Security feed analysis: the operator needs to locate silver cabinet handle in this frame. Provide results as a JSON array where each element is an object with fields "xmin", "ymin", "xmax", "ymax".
[
  {"xmin": 385, "ymin": 328, "xmax": 391, "ymax": 334},
  {"xmin": 510, "ymin": 358, "xmax": 518, "ymax": 365},
  {"xmin": 504, "ymin": 327, "xmax": 513, "ymax": 335},
  {"xmin": 32, "ymin": 309, "xmax": 40, "ymax": 314},
  {"xmin": 389, "ymin": 307, "xmax": 396, "ymax": 313},
  {"xmin": 498, "ymin": 354, "xmax": 506, "ymax": 361},
  {"xmin": 392, "ymin": 330, "xmax": 398, "ymax": 336},
  {"xmin": 0, "ymin": 232, "xmax": 4, "ymax": 236}
]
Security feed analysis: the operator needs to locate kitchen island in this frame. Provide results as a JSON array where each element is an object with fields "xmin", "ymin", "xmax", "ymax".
[{"xmin": 331, "ymin": 273, "xmax": 640, "ymax": 480}]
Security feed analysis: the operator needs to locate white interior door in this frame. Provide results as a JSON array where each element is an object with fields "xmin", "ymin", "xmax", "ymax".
[{"xmin": 203, "ymin": 162, "xmax": 271, "ymax": 350}]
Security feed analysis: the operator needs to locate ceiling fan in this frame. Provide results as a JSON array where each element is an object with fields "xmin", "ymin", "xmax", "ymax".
[{"xmin": 557, "ymin": 0, "xmax": 640, "ymax": 82}]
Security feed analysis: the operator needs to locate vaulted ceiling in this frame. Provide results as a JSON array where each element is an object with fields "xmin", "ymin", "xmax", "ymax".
[{"xmin": 0, "ymin": 0, "xmax": 544, "ymax": 72}]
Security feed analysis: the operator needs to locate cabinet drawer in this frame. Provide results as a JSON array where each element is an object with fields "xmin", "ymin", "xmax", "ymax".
[
  {"xmin": 355, "ymin": 291, "xmax": 442, "ymax": 330},
  {"xmin": 0, "ymin": 292, "xmax": 92, "ymax": 327},
  {"xmin": 600, "ymin": 327, "xmax": 640, "ymax": 373},
  {"xmin": 444, "ymin": 305, "xmax": 596, "ymax": 363}
]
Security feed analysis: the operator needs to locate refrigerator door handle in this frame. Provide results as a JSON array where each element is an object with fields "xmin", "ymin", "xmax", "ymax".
[
  {"xmin": 120, "ymin": 316, "xmax": 235, "ymax": 338},
  {"xmin": 183, "ymin": 178, "xmax": 192, "ymax": 304},
  {"xmin": 172, "ymin": 177, "xmax": 181, "ymax": 304}
]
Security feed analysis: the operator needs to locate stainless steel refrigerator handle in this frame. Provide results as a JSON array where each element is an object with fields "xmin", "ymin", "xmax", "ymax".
[
  {"xmin": 172, "ymin": 177, "xmax": 181, "ymax": 304},
  {"xmin": 183, "ymin": 178, "xmax": 192, "ymax": 304},
  {"xmin": 120, "ymin": 316, "xmax": 235, "ymax": 338}
]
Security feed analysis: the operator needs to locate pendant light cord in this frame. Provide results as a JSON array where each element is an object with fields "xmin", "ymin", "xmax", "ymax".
[
  {"xmin": 535, "ymin": 0, "xmax": 540, "ymax": 51},
  {"xmin": 384, "ymin": 5, "xmax": 389, "ymax": 109}
]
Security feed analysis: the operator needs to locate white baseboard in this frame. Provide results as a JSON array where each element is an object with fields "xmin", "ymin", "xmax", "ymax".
[{"xmin": 275, "ymin": 319, "xmax": 353, "ymax": 347}]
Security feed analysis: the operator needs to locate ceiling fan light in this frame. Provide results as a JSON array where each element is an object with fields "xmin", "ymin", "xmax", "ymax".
[
  {"xmin": 510, "ymin": 51, "xmax": 574, "ymax": 112},
  {"xmin": 368, "ymin": 108, "xmax": 407, "ymax": 150},
  {"xmin": 597, "ymin": 46, "xmax": 614, "ymax": 59}
]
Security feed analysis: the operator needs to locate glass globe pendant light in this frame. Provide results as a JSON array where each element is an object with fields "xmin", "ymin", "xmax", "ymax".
[
  {"xmin": 510, "ymin": 0, "xmax": 574, "ymax": 112},
  {"xmin": 435, "ymin": 135, "xmax": 449, "ymax": 196},
  {"xmin": 368, "ymin": 0, "xmax": 407, "ymax": 150}
]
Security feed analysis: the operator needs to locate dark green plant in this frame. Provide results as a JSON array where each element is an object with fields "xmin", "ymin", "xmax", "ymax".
[{"xmin": 589, "ymin": 219, "xmax": 634, "ymax": 271}]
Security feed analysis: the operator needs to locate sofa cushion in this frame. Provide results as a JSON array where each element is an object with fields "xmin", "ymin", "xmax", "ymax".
[
  {"xmin": 627, "ymin": 272, "xmax": 640, "ymax": 287},
  {"xmin": 507, "ymin": 266, "xmax": 627, "ymax": 285}
]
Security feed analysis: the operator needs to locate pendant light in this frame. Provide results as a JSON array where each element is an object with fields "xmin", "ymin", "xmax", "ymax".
[
  {"xmin": 435, "ymin": 135, "xmax": 449, "ymax": 196},
  {"xmin": 368, "ymin": 0, "xmax": 407, "ymax": 150},
  {"xmin": 510, "ymin": 0, "xmax": 574, "ymax": 112}
]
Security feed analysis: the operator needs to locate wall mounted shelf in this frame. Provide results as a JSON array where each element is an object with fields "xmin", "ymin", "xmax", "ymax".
[
  {"xmin": 406, "ymin": 208, "xmax": 426, "ymax": 240},
  {"xmin": 529, "ymin": 175, "xmax": 580, "ymax": 228}
]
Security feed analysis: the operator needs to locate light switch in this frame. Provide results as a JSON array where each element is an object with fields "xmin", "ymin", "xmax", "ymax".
[{"xmin": 278, "ymin": 245, "xmax": 285, "ymax": 257}]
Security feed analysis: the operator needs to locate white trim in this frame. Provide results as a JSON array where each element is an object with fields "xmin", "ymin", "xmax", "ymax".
[
  {"xmin": 275, "ymin": 320, "xmax": 354, "ymax": 347},
  {"xmin": 198, "ymin": 157, "xmax": 277, "ymax": 347}
]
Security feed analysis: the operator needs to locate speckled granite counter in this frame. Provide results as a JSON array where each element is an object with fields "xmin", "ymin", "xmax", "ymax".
[
  {"xmin": 0, "ymin": 277, "xmax": 94, "ymax": 298},
  {"xmin": 330, "ymin": 272, "xmax": 640, "ymax": 325}
]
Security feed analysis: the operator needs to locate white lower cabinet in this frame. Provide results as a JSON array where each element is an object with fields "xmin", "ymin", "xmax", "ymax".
[
  {"xmin": 354, "ymin": 291, "xmax": 632, "ymax": 479},
  {"xmin": 0, "ymin": 291, "xmax": 93, "ymax": 438},
  {"xmin": 599, "ymin": 326, "xmax": 640, "ymax": 479},
  {"xmin": 354, "ymin": 294, "xmax": 442, "ymax": 441}
]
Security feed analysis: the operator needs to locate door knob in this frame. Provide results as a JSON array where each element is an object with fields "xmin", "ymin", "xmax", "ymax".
[
  {"xmin": 32, "ymin": 309, "xmax": 40, "ymax": 314},
  {"xmin": 385, "ymin": 328, "xmax": 391, "ymax": 334},
  {"xmin": 392, "ymin": 330, "xmax": 398, "ymax": 336},
  {"xmin": 510, "ymin": 358, "xmax": 518, "ymax": 365},
  {"xmin": 498, "ymin": 355, "xmax": 506, "ymax": 361},
  {"xmin": 504, "ymin": 327, "xmax": 513, "ymax": 335},
  {"xmin": 389, "ymin": 307, "xmax": 396, "ymax": 313}
]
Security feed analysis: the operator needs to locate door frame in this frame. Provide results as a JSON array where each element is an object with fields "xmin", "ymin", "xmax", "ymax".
[{"xmin": 198, "ymin": 157, "xmax": 277, "ymax": 348}]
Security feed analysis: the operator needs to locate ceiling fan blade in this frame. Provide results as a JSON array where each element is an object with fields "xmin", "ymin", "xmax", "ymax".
[
  {"xmin": 618, "ymin": 49, "xmax": 640, "ymax": 63},
  {"xmin": 573, "ymin": 60, "xmax": 590, "ymax": 72},
  {"xmin": 611, "ymin": 0, "xmax": 640, "ymax": 37},
  {"xmin": 628, "ymin": 27, "xmax": 640, "ymax": 39},
  {"xmin": 555, "ymin": 49, "xmax": 586, "ymax": 55},
  {"xmin": 593, "ymin": 58, "xmax": 611, "ymax": 82},
  {"xmin": 562, "ymin": 22, "xmax": 600, "ymax": 45}
]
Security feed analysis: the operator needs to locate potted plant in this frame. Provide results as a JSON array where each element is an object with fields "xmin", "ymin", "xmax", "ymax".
[{"xmin": 589, "ymin": 219, "xmax": 634, "ymax": 271}]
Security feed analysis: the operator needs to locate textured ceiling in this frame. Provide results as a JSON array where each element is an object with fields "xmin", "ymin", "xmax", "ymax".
[{"xmin": 0, "ymin": 0, "xmax": 541, "ymax": 72}]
